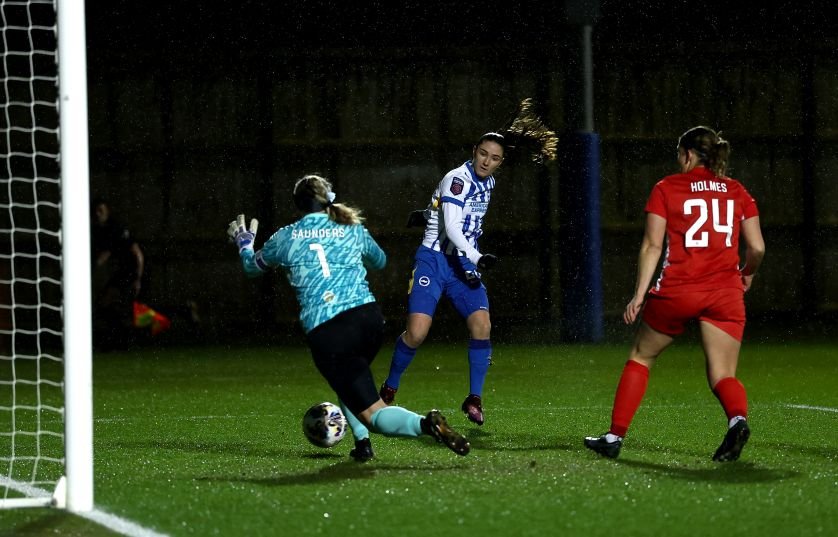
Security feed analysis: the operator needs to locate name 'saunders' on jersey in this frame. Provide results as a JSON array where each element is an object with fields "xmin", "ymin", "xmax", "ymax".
[{"xmin": 291, "ymin": 228, "xmax": 347, "ymax": 239}]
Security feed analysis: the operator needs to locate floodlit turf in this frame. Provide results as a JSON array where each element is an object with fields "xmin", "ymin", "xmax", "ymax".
[{"xmin": 2, "ymin": 341, "xmax": 836, "ymax": 536}]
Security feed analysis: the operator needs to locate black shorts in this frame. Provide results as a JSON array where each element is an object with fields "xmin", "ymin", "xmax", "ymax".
[{"xmin": 305, "ymin": 302, "xmax": 385, "ymax": 416}]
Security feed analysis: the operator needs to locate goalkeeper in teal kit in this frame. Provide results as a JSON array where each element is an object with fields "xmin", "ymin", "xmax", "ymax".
[{"xmin": 228, "ymin": 173, "xmax": 469, "ymax": 461}]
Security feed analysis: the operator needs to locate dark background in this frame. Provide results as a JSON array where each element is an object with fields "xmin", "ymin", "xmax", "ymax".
[{"xmin": 81, "ymin": 1, "xmax": 838, "ymax": 345}]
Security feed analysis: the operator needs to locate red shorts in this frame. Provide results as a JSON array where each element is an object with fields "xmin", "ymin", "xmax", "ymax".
[{"xmin": 642, "ymin": 288, "xmax": 746, "ymax": 341}]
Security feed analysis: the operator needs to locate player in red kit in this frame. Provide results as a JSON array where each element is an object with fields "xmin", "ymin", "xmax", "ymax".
[{"xmin": 584, "ymin": 126, "xmax": 766, "ymax": 461}]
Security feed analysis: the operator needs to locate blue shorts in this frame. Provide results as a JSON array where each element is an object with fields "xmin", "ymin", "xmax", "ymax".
[{"xmin": 406, "ymin": 245, "xmax": 490, "ymax": 318}]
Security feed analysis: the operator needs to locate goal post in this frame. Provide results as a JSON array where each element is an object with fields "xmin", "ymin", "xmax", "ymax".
[
  {"xmin": 57, "ymin": 0, "xmax": 94, "ymax": 512},
  {"xmin": 0, "ymin": 0, "xmax": 93, "ymax": 511}
]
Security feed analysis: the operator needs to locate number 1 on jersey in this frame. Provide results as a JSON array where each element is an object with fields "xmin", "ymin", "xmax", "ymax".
[{"xmin": 309, "ymin": 243, "xmax": 331, "ymax": 277}]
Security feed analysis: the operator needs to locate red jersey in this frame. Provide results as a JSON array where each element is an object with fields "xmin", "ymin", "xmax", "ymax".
[{"xmin": 645, "ymin": 167, "xmax": 759, "ymax": 294}]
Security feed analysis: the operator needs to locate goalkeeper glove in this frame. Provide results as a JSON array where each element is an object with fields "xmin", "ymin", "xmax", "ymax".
[
  {"xmin": 406, "ymin": 209, "xmax": 429, "ymax": 228},
  {"xmin": 227, "ymin": 214, "xmax": 259, "ymax": 253},
  {"xmin": 477, "ymin": 254, "xmax": 498, "ymax": 270}
]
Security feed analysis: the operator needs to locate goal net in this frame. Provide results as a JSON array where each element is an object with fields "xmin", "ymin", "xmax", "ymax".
[{"xmin": 1, "ymin": 0, "xmax": 93, "ymax": 510}]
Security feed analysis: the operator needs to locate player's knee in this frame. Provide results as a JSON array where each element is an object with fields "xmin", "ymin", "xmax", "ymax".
[
  {"xmin": 403, "ymin": 328, "xmax": 428, "ymax": 348},
  {"xmin": 468, "ymin": 316, "xmax": 491, "ymax": 340},
  {"xmin": 628, "ymin": 352, "xmax": 656, "ymax": 369}
]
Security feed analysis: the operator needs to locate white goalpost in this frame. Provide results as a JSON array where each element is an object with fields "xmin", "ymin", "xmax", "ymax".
[{"xmin": 1, "ymin": 0, "xmax": 92, "ymax": 511}]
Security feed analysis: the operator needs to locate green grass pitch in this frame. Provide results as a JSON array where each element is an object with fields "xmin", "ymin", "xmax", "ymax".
[{"xmin": 1, "ymin": 341, "xmax": 836, "ymax": 536}]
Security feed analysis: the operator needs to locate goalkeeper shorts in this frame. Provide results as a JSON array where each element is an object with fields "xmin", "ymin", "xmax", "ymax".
[{"xmin": 306, "ymin": 302, "xmax": 385, "ymax": 415}]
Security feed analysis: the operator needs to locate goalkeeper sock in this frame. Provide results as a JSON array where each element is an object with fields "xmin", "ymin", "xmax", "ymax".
[
  {"xmin": 609, "ymin": 360, "xmax": 650, "ymax": 438},
  {"xmin": 467, "ymin": 338, "xmax": 492, "ymax": 396},
  {"xmin": 713, "ymin": 377, "xmax": 748, "ymax": 422},
  {"xmin": 339, "ymin": 400, "xmax": 369, "ymax": 441},
  {"xmin": 369, "ymin": 406, "xmax": 423, "ymax": 438},
  {"xmin": 384, "ymin": 334, "xmax": 418, "ymax": 389}
]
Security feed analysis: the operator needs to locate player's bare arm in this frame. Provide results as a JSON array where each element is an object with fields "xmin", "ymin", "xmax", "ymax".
[
  {"xmin": 625, "ymin": 212, "xmax": 666, "ymax": 324},
  {"xmin": 740, "ymin": 216, "xmax": 765, "ymax": 292}
]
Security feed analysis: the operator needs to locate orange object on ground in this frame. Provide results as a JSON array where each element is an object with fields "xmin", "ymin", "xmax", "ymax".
[{"xmin": 133, "ymin": 301, "xmax": 171, "ymax": 336}]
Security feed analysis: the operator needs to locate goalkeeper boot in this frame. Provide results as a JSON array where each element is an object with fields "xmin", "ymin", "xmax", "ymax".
[
  {"xmin": 421, "ymin": 410, "xmax": 470, "ymax": 456},
  {"xmin": 379, "ymin": 383, "xmax": 397, "ymax": 405},
  {"xmin": 462, "ymin": 394, "xmax": 484, "ymax": 425},
  {"xmin": 350, "ymin": 437, "xmax": 375, "ymax": 463},
  {"xmin": 712, "ymin": 419, "xmax": 750, "ymax": 462},
  {"xmin": 584, "ymin": 433, "xmax": 623, "ymax": 459}
]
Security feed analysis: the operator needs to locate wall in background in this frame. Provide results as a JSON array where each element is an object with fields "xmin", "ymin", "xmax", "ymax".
[{"xmin": 84, "ymin": 9, "xmax": 838, "ymax": 343}]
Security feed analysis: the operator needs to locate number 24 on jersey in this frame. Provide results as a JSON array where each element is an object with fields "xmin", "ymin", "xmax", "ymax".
[{"xmin": 683, "ymin": 198, "xmax": 734, "ymax": 248}]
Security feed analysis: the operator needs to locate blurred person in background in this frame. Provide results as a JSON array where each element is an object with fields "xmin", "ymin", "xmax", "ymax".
[
  {"xmin": 91, "ymin": 198, "xmax": 145, "ymax": 350},
  {"xmin": 584, "ymin": 126, "xmax": 765, "ymax": 462}
]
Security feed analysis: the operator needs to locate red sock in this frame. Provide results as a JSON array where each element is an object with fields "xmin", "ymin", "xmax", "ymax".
[
  {"xmin": 609, "ymin": 360, "xmax": 650, "ymax": 437},
  {"xmin": 713, "ymin": 377, "xmax": 748, "ymax": 420}
]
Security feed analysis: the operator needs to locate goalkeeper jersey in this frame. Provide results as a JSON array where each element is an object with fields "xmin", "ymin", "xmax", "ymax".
[{"xmin": 239, "ymin": 212, "xmax": 386, "ymax": 333}]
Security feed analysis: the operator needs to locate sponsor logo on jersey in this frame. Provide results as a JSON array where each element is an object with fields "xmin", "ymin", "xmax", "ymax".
[
  {"xmin": 418, "ymin": 276, "xmax": 431, "ymax": 287},
  {"xmin": 450, "ymin": 177, "xmax": 464, "ymax": 195}
]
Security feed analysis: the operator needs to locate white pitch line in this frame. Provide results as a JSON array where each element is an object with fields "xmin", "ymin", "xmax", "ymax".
[
  {"xmin": 79, "ymin": 509, "xmax": 169, "ymax": 537},
  {"xmin": 1, "ymin": 477, "xmax": 168, "ymax": 537},
  {"xmin": 786, "ymin": 404, "xmax": 838, "ymax": 413}
]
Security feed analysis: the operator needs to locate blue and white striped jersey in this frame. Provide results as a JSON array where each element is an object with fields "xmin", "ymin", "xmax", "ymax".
[
  {"xmin": 239, "ymin": 212, "xmax": 386, "ymax": 333},
  {"xmin": 421, "ymin": 161, "xmax": 495, "ymax": 265}
]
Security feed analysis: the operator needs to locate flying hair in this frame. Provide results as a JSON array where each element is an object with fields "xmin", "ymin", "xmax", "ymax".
[{"xmin": 493, "ymin": 98, "xmax": 558, "ymax": 164}]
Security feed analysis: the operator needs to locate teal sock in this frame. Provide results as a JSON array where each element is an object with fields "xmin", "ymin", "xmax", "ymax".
[
  {"xmin": 339, "ymin": 400, "xmax": 369, "ymax": 441},
  {"xmin": 370, "ymin": 406, "xmax": 423, "ymax": 437}
]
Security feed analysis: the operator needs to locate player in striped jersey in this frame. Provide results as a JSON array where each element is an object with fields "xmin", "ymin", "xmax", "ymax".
[
  {"xmin": 380, "ymin": 99, "xmax": 558, "ymax": 426},
  {"xmin": 229, "ymin": 174, "xmax": 470, "ymax": 461},
  {"xmin": 584, "ymin": 127, "xmax": 766, "ymax": 461}
]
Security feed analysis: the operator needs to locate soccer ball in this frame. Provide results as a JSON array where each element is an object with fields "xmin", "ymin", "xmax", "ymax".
[{"xmin": 302, "ymin": 402, "xmax": 347, "ymax": 448}]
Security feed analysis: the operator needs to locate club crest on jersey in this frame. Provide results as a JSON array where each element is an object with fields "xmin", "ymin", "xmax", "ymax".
[
  {"xmin": 418, "ymin": 276, "xmax": 431, "ymax": 287},
  {"xmin": 450, "ymin": 178, "xmax": 464, "ymax": 195}
]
